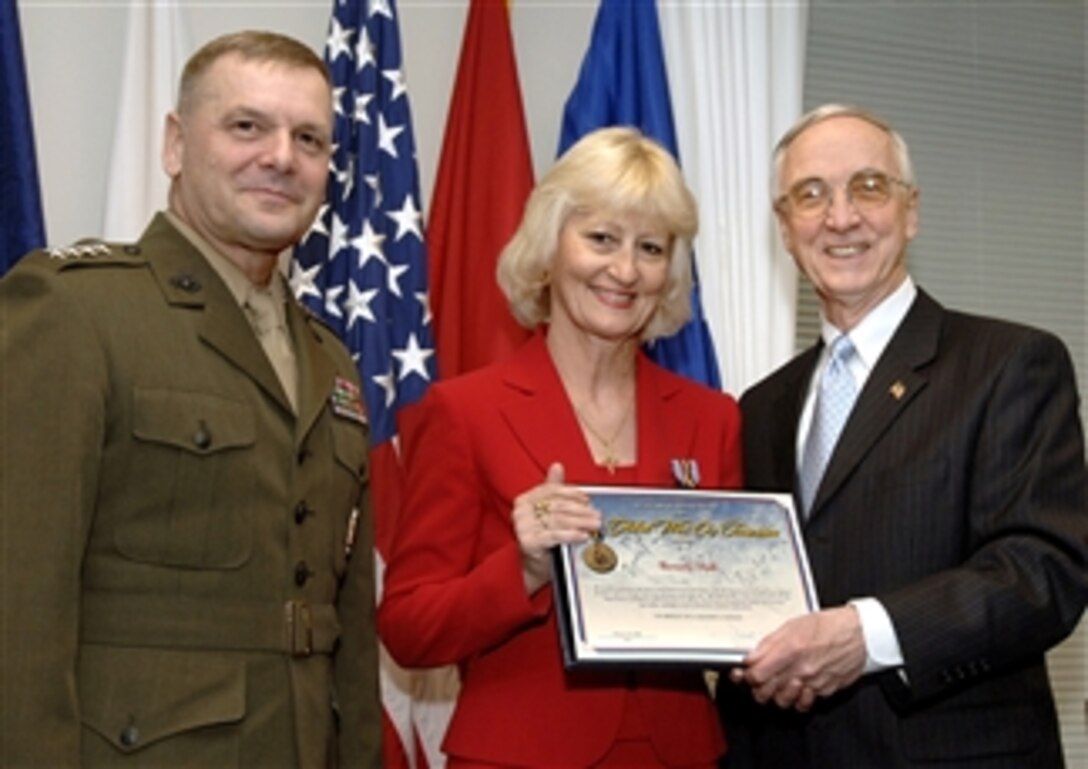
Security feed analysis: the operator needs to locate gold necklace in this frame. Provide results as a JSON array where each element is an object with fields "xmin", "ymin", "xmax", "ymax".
[{"xmin": 575, "ymin": 399, "xmax": 634, "ymax": 474}]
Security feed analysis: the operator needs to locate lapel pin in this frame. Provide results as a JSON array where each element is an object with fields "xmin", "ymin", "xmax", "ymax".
[{"xmin": 889, "ymin": 381, "xmax": 906, "ymax": 400}]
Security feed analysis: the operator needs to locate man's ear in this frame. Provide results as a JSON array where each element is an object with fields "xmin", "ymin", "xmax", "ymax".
[
  {"xmin": 905, "ymin": 187, "xmax": 920, "ymax": 241},
  {"xmin": 774, "ymin": 207, "xmax": 795, "ymax": 254},
  {"xmin": 162, "ymin": 112, "xmax": 183, "ymax": 179}
]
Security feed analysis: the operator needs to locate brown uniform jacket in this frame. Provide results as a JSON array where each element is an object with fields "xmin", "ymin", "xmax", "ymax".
[{"xmin": 0, "ymin": 214, "xmax": 382, "ymax": 768}]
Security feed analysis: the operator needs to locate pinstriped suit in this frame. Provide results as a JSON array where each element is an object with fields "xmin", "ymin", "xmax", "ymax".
[{"xmin": 719, "ymin": 289, "xmax": 1087, "ymax": 768}]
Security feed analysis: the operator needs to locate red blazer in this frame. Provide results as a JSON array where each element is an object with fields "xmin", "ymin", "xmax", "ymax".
[{"xmin": 379, "ymin": 333, "xmax": 743, "ymax": 767}]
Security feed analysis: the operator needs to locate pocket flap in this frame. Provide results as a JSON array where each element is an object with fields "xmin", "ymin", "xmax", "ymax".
[
  {"xmin": 80, "ymin": 646, "xmax": 245, "ymax": 753},
  {"xmin": 133, "ymin": 387, "xmax": 255, "ymax": 455}
]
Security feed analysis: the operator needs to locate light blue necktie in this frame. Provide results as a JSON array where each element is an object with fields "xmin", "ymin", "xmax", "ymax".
[{"xmin": 799, "ymin": 335, "xmax": 858, "ymax": 515}]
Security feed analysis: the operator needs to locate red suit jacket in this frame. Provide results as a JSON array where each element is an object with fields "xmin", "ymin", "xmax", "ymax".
[{"xmin": 379, "ymin": 333, "xmax": 743, "ymax": 767}]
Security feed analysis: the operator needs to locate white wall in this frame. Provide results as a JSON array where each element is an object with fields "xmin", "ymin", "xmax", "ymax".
[{"xmin": 19, "ymin": 0, "xmax": 596, "ymax": 246}]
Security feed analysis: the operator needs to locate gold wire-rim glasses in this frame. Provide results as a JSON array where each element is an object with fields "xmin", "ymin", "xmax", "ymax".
[{"xmin": 775, "ymin": 169, "xmax": 913, "ymax": 219}]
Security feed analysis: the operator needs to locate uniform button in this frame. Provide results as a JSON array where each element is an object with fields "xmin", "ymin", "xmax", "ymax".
[
  {"xmin": 294, "ymin": 501, "xmax": 312, "ymax": 524},
  {"xmin": 123, "ymin": 244, "xmax": 141, "ymax": 255},
  {"xmin": 120, "ymin": 724, "xmax": 140, "ymax": 747},
  {"xmin": 294, "ymin": 561, "xmax": 313, "ymax": 586},
  {"xmin": 170, "ymin": 274, "xmax": 201, "ymax": 293},
  {"xmin": 193, "ymin": 420, "xmax": 212, "ymax": 450}
]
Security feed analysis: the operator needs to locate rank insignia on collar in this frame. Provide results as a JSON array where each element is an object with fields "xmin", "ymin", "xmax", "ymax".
[
  {"xmin": 671, "ymin": 458, "xmax": 701, "ymax": 488},
  {"xmin": 47, "ymin": 242, "xmax": 110, "ymax": 260},
  {"xmin": 889, "ymin": 381, "xmax": 907, "ymax": 400},
  {"xmin": 331, "ymin": 376, "xmax": 367, "ymax": 425}
]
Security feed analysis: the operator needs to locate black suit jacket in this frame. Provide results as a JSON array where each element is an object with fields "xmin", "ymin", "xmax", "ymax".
[{"xmin": 719, "ymin": 289, "xmax": 1087, "ymax": 768}]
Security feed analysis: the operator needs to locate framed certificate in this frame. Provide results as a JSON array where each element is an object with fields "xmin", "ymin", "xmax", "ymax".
[{"xmin": 551, "ymin": 487, "xmax": 818, "ymax": 667}]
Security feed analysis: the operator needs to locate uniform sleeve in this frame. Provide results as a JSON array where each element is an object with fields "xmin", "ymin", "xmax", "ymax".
[
  {"xmin": 1, "ymin": 260, "xmax": 106, "ymax": 765},
  {"xmin": 377, "ymin": 385, "xmax": 540, "ymax": 668},
  {"xmin": 881, "ymin": 331, "xmax": 1088, "ymax": 702}
]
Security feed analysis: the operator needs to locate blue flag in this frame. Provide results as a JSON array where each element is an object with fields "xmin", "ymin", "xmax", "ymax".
[
  {"xmin": 291, "ymin": 0, "xmax": 436, "ymax": 447},
  {"xmin": 1, "ymin": 0, "xmax": 46, "ymax": 274},
  {"xmin": 559, "ymin": 0, "xmax": 721, "ymax": 389}
]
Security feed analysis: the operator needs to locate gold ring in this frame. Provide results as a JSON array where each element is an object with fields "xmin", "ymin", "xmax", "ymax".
[{"xmin": 533, "ymin": 499, "xmax": 550, "ymax": 528}]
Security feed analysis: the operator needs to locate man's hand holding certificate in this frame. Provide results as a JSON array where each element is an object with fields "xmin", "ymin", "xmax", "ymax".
[{"xmin": 552, "ymin": 488, "xmax": 819, "ymax": 667}]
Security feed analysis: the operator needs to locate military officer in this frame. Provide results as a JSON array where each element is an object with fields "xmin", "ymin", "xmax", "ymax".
[{"xmin": 0, "ymin": 31, "xmax": 381, "ymax": 767}]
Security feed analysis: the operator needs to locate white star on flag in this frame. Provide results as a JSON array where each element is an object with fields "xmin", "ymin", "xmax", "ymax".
[
  {"xmin": 355, "ymin": 27, "xmax": 375, "ymax": 71},
  {"xmin": 377, "ymin": 113, "xmax": 404, "ymax": 158},
  {"xmin": 386, "ymin": 262, "xmax": 409, "ymax": 298},
  {"xmin": 368, "ymin": 0, "xmax": 393, "ymax": 22},
  {"xmin": 329, "ymin": 212, "xmax": 350, "ymax": 256},
  {"xmin": 392, "ymin": 332, "xmax": 435, "ymax": 382},
  {"xmin": 289, "ymin": 261, "xmax": 322, "ymax": 303},
  {"xmin": 415, "ymin": 290, "xmax": 432, "ymax": 325},
  {"xmin": 373, "ymin": 368, "xmax": 396, "ymax": 408},
  {"xmin": 353, "ymin": 92, "xmax": 374, "ymax": 124},
  {"xmin": 343, "ymin": 281, "xmax": 378, "ymax": 329},
  {"xmin": 382, "ymin": 68, "xmax": 408, "ymax": 101},
  {"xmin": 322, "ymin": 284, "xmax": 344, "ymax": 319},
  {"xmin": 326, "ymin": 16, "xmax": 352, "ymax": 61},
  {"xmin": 351, "ymin": 220, "xmax": 386, "ymax": 268},
  {"xmin": 302, "ymin": 203, "xmax": 330, "ymax": 244},
  {"xmin": 387, "ymin": 194, "xmax": 422, "ymax": 241}
]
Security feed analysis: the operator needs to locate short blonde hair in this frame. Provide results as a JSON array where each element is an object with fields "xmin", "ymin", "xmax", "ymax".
[
  {"xmin": 497, "ymin": 126, "xmax": 697, "ymax": 342},
  {"xmin": 178, "ymin": 31, "xmax": 330, "ymax": 116}
]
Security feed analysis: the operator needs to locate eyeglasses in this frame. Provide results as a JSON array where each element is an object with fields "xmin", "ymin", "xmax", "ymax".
[{"xmin": 776, "ymin": 170, "xmax": 912, "ymax": 219}]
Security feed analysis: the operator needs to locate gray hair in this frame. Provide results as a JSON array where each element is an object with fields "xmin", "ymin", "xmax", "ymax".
[{"xmin": 772, "ymin": 103, "xmax": 916, "ymax": 197}]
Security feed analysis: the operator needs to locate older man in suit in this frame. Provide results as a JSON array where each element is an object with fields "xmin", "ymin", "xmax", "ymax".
[
  {"xmin": 719, "ymin": 104, "xmax": 1088, "ymax": 768},
  {"xmin": 1, "ymin": 32, "xmax": 381, "ymax": 767}
]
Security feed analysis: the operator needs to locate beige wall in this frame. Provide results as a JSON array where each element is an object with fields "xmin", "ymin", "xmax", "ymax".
[{"xmin": 19, "ymin": 0, "xmax": 596, "ymax": 246}]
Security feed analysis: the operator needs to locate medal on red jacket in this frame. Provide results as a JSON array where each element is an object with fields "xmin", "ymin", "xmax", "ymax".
[{"xmin": 671, "ymin": 458, "xmax": 701, "ymax": 488}]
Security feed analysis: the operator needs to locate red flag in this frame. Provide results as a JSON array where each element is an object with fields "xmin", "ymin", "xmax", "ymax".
[{"xmin": 428, "ymin": 0, "xmax": 534, "ymax": 379}]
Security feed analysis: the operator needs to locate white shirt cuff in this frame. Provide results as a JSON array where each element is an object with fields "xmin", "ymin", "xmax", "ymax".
[{"xmin": 850, "ymin": 597, "xmax": 904, "ymax": 673}]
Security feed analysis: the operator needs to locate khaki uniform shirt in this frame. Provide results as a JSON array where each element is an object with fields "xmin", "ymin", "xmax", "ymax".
[{"xmin": 167, "ymin": 211, "xmax": 298, "ymax": 411}]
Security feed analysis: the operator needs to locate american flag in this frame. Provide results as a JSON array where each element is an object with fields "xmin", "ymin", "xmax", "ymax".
[
  {"xmin": 292, "ymin": 0, "xmax": 435, "ymax": 436},
  {"xmin": 291, "ymin": 1, "xmax": 455, "ymax": 766}
]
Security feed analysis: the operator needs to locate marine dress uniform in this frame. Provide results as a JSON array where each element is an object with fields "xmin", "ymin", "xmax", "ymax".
[{"xmin": 0, "ymin": 213, "xmax": 381, "ymax": 768}]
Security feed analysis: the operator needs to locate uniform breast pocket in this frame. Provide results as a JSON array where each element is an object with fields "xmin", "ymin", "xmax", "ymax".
[{"xmin": 117, "ymin": 387, "xmax": 257, "ymax": 569}]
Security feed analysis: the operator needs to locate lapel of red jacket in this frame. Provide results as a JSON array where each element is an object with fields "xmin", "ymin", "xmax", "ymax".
[{"xmin": 494, "ymin": 332, "xmax": 692, "ymax": 486}]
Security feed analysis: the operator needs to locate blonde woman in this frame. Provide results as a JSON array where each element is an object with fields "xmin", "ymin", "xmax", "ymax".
[{"xmin": 379, "ymin": 127, "xmax": 742, "ymax": 768}]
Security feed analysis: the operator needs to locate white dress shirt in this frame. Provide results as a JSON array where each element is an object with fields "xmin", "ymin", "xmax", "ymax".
[{"xmin": 797, "ymin": 276, "xmax": 917, "ymax": 673}]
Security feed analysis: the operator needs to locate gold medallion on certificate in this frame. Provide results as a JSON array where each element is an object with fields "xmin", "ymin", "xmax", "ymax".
[{"xmin": 582, "ymin": 534, "xmax": 618, "ymax": 573}]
